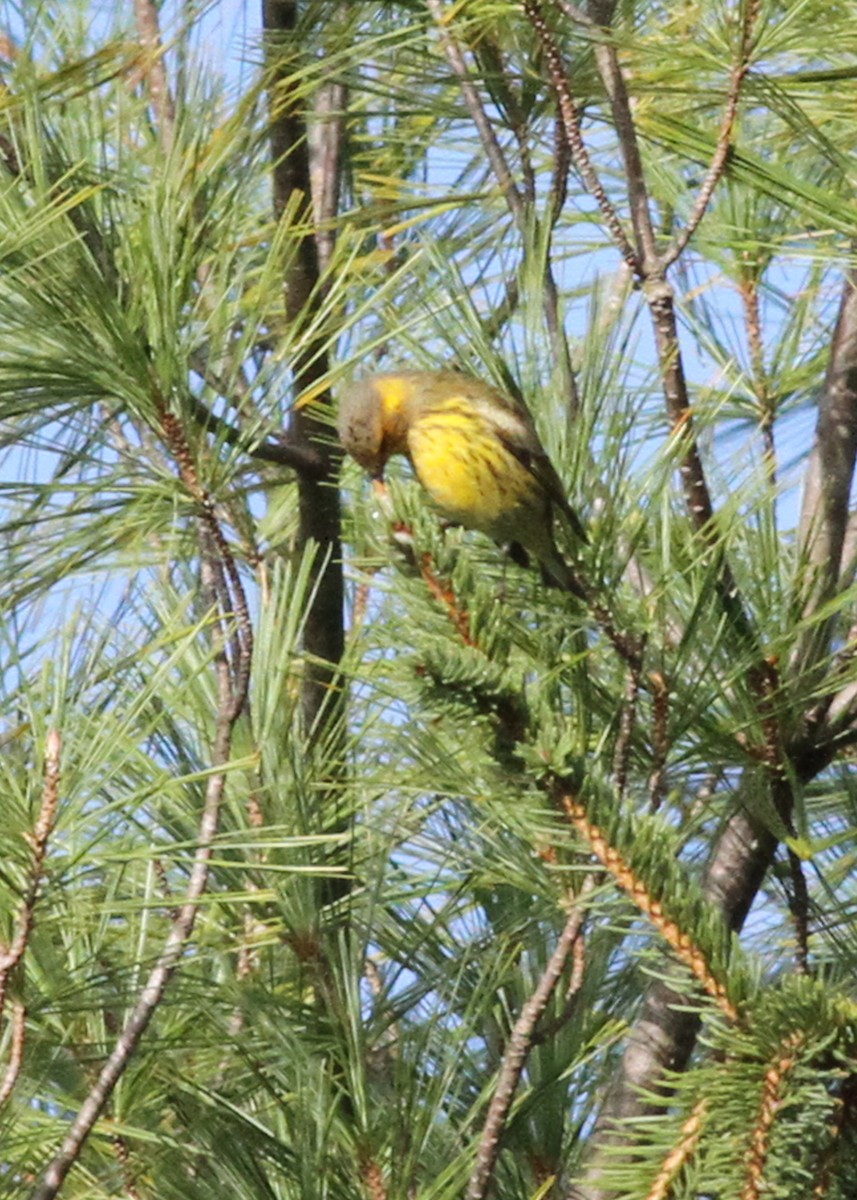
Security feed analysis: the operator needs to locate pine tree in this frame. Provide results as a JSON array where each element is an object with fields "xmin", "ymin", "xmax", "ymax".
[{"xmin": 1, "ymin": 3, "xmax": 857, "ymax": 1198}]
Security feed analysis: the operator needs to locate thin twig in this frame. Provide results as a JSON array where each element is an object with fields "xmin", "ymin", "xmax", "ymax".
[
  {"xmin": 0, "ymin": 1001, "xmax": 26, "ymax": 1107},
  {"xmin": 738, "ymin": 267, "xmax": 775, "ymax": 481},
  {"xmin": 467, "ymin": 882, "xmax": 592, "ymax": 1200},
  {"xmin": 426, "ymin": 0, "xmax": 526, "ymax": 223},
  {"xmin": 523, "ymin": 0, "xmax": 638, "ymax": 271},
  {"xmin": 183, "ymin": 392, "xmax": 327, "ymax": 476},
  {"xmin": 426, "ymin": 0, "xmax": 580, "ymax": 411},
  {"xmin": 32, "ymin": 431, "xmax": 253, "ymax": 1199},
  {"xmin": 32, "ymin": 662, "xmax": 243, "ymax": 1200},
  {"xmin": 663, "ymin": 0, "xmax": 761, "ymax": 268},
  {"xmin": 0, "ymin": 730, "xmax": 61, "ymax": 1025},
  {"xmin": 159, "ymin": 408, "xmax": 254, "ymax": 716},
  {"xmin": 612, "ymin": 667, "xmax": 639, "ymax": 800},
  {"xmin": 648, "ymin": 670, "xmax": 669, "ymax": 811},
  {"xmin": 586, "ymin": 1, "xmax": 658, "ymax": 271}
]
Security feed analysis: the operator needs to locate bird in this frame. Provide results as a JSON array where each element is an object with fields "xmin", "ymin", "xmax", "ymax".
[{"xmin": 337, "ymin": 369, "xmax": 586, "ymax": 589}]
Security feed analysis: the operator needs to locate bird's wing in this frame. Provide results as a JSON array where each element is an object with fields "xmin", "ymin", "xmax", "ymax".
[{"xmin": 476, "ymin": 397, "xmax": 589, "ymax": 544}]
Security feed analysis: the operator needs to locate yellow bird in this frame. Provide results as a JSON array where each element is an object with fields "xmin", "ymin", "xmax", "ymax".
[{"xmin": 337, "ymin": 369, "xmax": 586, "ymax": 589}]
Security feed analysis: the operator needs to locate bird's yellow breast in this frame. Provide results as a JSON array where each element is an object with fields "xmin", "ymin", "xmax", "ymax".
[{"xmin": 407, "ymin": 403, "xmax": 539, "ymax": 533}]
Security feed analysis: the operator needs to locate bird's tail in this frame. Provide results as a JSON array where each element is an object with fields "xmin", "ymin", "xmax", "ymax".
[{"xmin": 539, "ymin": 547, "xmax": 586, "ymax": 599}]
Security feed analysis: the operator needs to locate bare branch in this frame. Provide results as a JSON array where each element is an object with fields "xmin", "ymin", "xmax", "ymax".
[
  {"xmin": 585, "ymin": 1, "xmax": 658, "ymax": 271},
  {"xmin": 467, "ymin": 883, "xmax": 592, "ymax": 1200},
  {"xmin": 612, "ymin": 668, "xmax": 639, "ymax": 801},
  {"xmin": 739, "ymin": 268, "xmax": 776, "ymax": 481},
  {"xmin": 646, "ymin": 277, "xmax": 756, "ymax": 647},
  {"xmin": 0, "ymin": 729, "xmax": 61, "ymax": 1025},
  {"xmin": 426, "ymin": 0, "xmax": 526, "ymax": 224},
  {"xmin": 0, "ymin": 1001, "xmax": 26, "ymax": 1108},
  {"xmin": 426, "ymin": 0, "xmax": 579, "ymax": 410},
  {"xmin": 794, "ymin": 264, "xmax": 857, "ymax": 679},
  {"xmin": 662, "ymin": 0, "xmax": 761, "ymax": 269},
  {"xmin": 523, "ymin": 0, "xmax": 639, "ymax": 271},
  {"xmin": 133, "ymin": 0, "xmax": 176, "ymax": 142},
  {"xmin": 263, "ymin": 0, "xmax": 344, "ymax": 732},
  {"xmin": 182, "ymin": 391, "xmax": 327, "ymax": 476}
]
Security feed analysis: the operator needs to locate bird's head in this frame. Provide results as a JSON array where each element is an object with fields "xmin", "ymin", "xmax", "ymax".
[{"xmin": 337, "ymin": 374, "xmax": 414, "ymax": 478}]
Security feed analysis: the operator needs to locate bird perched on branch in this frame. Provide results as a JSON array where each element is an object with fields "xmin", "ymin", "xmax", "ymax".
[{"xmin": 337, "ymin": 369, "xmax": 586, "ymax": 589}]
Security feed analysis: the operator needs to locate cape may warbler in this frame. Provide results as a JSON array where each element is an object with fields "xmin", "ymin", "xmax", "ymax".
[{"xmin": 337, "ymin": 369, "xmax": 585, "ymax": 588}]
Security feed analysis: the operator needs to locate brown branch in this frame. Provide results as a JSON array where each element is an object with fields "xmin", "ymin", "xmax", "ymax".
[
  {"xmin": 643, "ymin": 1097, "xmax": 708, "ymax": 1200},
  {"xmin": 648, "ymin": 278, "xmax": 756, "ymax": 648},
  {"xmin": 426, "ymin": 0, "xmax": 526, "ymax": 223},
  {"xmin": 612, "ymin": 667, "xmax": 639, "ymax": 800},
  {"xmin": 558, "ymin": 791, "xmax": 737, "ymax": 1021},
  {"xmin": 738, "ymin": 269, "xmax": 776, "ymax": 481},
  {"xmin": 586, "ymin": 0, "xmax": 658, "ymax": 272},
  {"xmin": 0, "ymin": 729, "xmax": 61, "ymax": 1025},
  {"xmin": 662, "ymin": 0, "xmax": 761, "ymax": 269},
  {"xmin": 32, "ymin": 653, "xmax": 242, "ymax": 1200},
  {"xmin": 579, "ymin": 1, "xmax": 755, "ymax": 651},
  {"xmin": 182, "ymin": 392, "xmax": 327, "ymax": 476},
  {"xmin": 426, "ymin": 0, "xmax": 579, "ymax": 412},
  {"xmin": 563, "ymin": 563, "xmax": 645, "ymax": 674},
  {"xmin": 467, "ymin": 884, "xmax": 592, "ymax": 1200},
  {"xmin": 0, "ymin": 1001, "xmax": 26, "ymax": 1108},
  {"xmin": 31, "ymin": 422, "xmax": 252, "ymax": 1199},
  {"xmin": 419, "ymin": 552, "xmax": 478, "ymax": 647},
  {"xmin": 134, "ymin": 0, "xmax": 176, "ymax": 141},
  {"xmin": 741, "ymin": 1032, "xmax": 804, "ymax": 1200},
  {"xmin": 159, "ymin": 407, "xmax": 254, "ymax": 715},
  {"xmin": 648, "ymin": 670, "xmax": 669, "ymax": 811},
  {"xmin": 309, "ymin": 74, "xmax": 348, "ymax": 277},
  {"xmin": 523, "ymin": 0, "xmax": 639, "ymax": 271}
]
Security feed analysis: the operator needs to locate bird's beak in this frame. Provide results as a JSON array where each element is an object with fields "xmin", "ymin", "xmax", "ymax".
[{"xmin": 371, "ymin": 476, "xmax": 393, "ymax": 516}]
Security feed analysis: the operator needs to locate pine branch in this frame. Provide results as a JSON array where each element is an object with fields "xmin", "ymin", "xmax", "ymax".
[
  {"xmin": 662, "ymin": 0, "xmax": 761, "ymax": 269},
  {"xmin": 643, "ymin": 1098, "xmax": 708, "ymax": 1200},
  {"xmin": 427, "ymin": 0, "xmax": 579, "ymax": 411},
  {"xmin": 0, "ymin": 730, "xmax": 61, "ymax": 1027},
  {"xmin": 524, "ymin": 0, "xmax": 639, "ymax": 271},
  {"xmin": 468, "ymin": 883, "xmax": 592, "ymax": 1200},
  {"xmin": 557, "ymin": 790, "xmax": 738, "ymax": 1021},
  {"xmin": 741, "ymin": 1032, "xmax": 804, "ymax": 1200},
  {"xmin": 31, "ymin": 413, "xmax": 253, "ymax": 1199}
]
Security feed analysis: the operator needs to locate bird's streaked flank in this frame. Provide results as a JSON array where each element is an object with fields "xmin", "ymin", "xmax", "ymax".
[{"xmin": 337, "ymin": 369, "xmax": 585, "ymax": 588}]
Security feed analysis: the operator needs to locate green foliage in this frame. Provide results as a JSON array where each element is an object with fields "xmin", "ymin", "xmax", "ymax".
[{"xmin": 2, "ymin": 2, "xmax": 857, "ymax": 1199}]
